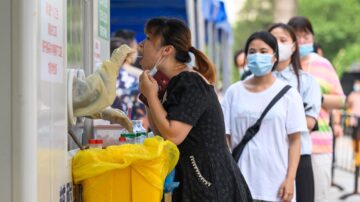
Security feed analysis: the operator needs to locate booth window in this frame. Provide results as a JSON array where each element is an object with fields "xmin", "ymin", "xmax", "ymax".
[
  {"xmin": 67, "ymin": 0, "xmax": 85, "ymax": 151},
  {"xmin": 67, "ymin": 0, "xmax": 84, "ymax": 69}
]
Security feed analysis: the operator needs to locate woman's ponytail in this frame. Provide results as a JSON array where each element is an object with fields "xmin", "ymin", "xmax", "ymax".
[
  {"xmin": 189, "ymin": 46, "xmax": 216, "ymax": 84},
  {"xmin": 145, "ymin": 18, "xmax": 215, "ymax": 83}
]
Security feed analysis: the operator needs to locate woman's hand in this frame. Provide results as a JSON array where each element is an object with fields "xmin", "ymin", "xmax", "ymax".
[
  {"xmin": 333, "ymin": 124, "xmax": 344, "ymax": 137},
  {"xmin": 139, "ymin": 70, "xmax": 159, "ymax": 98},
  {"xmin": 278, "ymin": 177, "xmax": 295, "ymax": 202}
]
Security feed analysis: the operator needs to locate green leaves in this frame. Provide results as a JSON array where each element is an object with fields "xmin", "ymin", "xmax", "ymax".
[
  {"xmin": 232, "ymin": 0, "xmax": 360, "ymax": 79},
  {"xmin": 232, "ymin": 0, "xmax": 275, "ymax": 82},
  {"xmin": 299, "ymin": 0, "xmax": 360, "ymax": 76}
]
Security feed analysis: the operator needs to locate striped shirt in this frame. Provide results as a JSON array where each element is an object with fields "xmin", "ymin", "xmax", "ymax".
[{"xmin": 301, "ymin": 53, "xmax": 345, "ymax": 154}]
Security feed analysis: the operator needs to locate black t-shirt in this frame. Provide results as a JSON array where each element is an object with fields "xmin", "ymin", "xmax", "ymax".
[{"xmin": 163, "ymin": 71, "xmax": 252, "ymax": 202}]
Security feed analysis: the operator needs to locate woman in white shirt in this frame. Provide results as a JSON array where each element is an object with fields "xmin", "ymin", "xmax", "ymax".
[
  {"xmin": 269, "ymin": 23, "xmax": 321, "ymax": 202},
  {"xmin": 221, "ymin": 31, "xmax": 307, "ymax": 202}
]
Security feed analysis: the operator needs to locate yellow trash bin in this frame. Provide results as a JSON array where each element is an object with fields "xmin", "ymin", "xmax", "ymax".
[{"xmin": 72, "ymin": 136, "xmax": 179, "ymax": 202}]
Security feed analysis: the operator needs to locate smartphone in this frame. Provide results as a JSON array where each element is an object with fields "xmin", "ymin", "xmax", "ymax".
[{"xmin": 139, "ymin": 68, "xmax": 170, "ymax": 106}]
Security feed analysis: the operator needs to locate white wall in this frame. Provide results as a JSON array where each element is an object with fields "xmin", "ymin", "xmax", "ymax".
[
  {"xmin": 2, "ymin": 0, "xmax": 108, "ymax": 201},
  {"xmin": 0, "ymin": 0, "xmax": 12, "ymax": 201},
  {"xmin": 8, "ymin": 1, "xmax": 69, "ymax": 201},
  {"xmin": 11, "ymin": 0, "xmax": 38, "ymax": 201},
  {"xmin": 36, "ymin": 1, "xmax": 69, "ymax": 201}
]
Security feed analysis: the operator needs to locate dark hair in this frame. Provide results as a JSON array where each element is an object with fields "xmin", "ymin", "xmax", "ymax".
[
  {"xmin": 112, "ymin": 29, "xmax": 136, "ymax": 45},
  {"xmin": 288, "ymin": 16, "xmax": 314, "ymax": 35},
  {"xmin": 110, "ymin": 37, "xmax": 127, "ymax": 53},
  {"xmin": 145, "ymin": 17, "xmax": 216, "ymax": 84},
  {"xmin": 234, "ymin": 49, "xmax": 245, "ymax": 67},
  {"xmin": 244, "ymin": 31, "xmax": 279, "ymax": 71},
  {"xmin": 313, "ymin": 43, "xmax": 322, "ymax": 53},
  {"xmin": 268, "ymin": 23, "xmax": 302, "ymax": 91}
]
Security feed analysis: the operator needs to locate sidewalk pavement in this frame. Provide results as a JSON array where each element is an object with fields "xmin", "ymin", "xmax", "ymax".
[
  {"xmin": 329, "ymin": 134, "xmax": 360, "ymax": 202},
  {"xmin": 330, "ymin": 168, "xmax": 360, "ymax": 202}
]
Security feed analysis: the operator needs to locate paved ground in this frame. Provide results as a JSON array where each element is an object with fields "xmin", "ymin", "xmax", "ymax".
[
  {"xmin": 330, "ymin": 169, "xmax": 360, "ymax": 202},
  {"xmin": 330, "ymin": 135, "xmax": 360, "ymax": 202}
]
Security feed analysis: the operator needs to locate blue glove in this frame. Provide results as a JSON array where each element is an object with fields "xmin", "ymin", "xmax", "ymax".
[{"xmin": 164, "ymin": 169, "xmax": 180, "ymax": 193}]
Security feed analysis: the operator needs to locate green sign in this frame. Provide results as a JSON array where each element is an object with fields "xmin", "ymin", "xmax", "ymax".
[{"xmin": 98, "ymin": 0, "xmax": 109, "ymax": 40}]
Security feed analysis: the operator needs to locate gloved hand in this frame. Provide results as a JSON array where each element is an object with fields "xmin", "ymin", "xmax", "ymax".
[
  {"xmin": 87, "ymin": 107, "xmax": 133, "ymax": 133},
  {"xmin": 164, "ymin": 169, "xmax": 180, "ymax": 193},
  {"xmin": 72, "ymin": 44, "xmax": 135, "ymax": 117}
]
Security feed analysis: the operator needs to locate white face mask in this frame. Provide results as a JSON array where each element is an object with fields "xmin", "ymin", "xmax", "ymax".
[
  {"xmin": 149, "ymin": 55, "xmax": 164, "ymax": 75},
  {"xmin": 278, "ymin": 43, "xmax": 293, "ymax": 62}
]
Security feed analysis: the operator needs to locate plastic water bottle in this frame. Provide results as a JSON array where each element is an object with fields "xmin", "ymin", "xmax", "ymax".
[
  {"xmin": 136, "ymin": 132, "xmax": 147, "ymax": 144},
  {"xmin": 125, "ymin": 133, "xmax": 136, "ymax": 143},
  {"xmin": 132, "ymin": 120, "xmax": 147, "ymax": 143},
  {"xmin": 147, "ymin": 131, "xmax": 154, "ymax": 138},
  {"xmin": 119, "ymin": 127, "xmax": 135, "ymax": 144}
]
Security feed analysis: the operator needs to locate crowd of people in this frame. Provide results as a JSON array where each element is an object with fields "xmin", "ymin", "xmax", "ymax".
[{"xmin": 110, "ymin": 15, "xmax": 359, "ymax": 202}]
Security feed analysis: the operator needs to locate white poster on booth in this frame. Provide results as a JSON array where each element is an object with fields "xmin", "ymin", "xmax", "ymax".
[{"xmin": 40, "ymin": 0, "xmax": 64, "ymax": 83}]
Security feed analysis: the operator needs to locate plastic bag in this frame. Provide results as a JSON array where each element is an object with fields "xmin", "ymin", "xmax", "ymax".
[{"xmin": 72, "ymin": 136, "xmax": 179, "ymax": 202}]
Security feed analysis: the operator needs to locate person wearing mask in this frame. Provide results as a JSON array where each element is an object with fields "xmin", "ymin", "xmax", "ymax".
[
  {"xmin": 288, "ymin": 16, "xmax": 346, "ymax": 202},
  {"xmin": 110, "ymin": 30, "xmax": 148, "ymax": 129},
  {"xmin": 138, "ymin": 17, "xmax": 252, "ymax": 202},
  {"xmin": 221, "ymin": 31, "xmax": 307, "ymax": 202},
  {"xmin": 268, "ymin": 23, "xmax": 321, "ymax": 202}
]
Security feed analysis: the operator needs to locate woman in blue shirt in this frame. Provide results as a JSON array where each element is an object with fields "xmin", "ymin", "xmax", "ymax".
[{"xmin": 268, "ymin": 23, "xmax": 321, "ymax": 202}]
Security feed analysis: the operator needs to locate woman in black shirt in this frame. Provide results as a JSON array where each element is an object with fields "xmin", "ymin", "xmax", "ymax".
[{"xmin": 138, "ymin": 17, "xmax": 252, "ymax": 202}]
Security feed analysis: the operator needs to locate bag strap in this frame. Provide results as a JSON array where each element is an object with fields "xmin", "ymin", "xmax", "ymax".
[{"xmin": 232, "ymin": 85, "xmax": 292, "ymax": 162}]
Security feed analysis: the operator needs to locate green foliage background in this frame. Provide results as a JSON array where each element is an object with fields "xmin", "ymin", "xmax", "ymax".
[
  {"xmin": 232, "ymin": 0, "xmax": 274, "ymax": 81},
  {"xmin": 232, "ymin": 0, "xmax": 360, "ymax": 81},
  {"xmin": 299, "ymin": 0, "xmax": 360, "ymax": 76}
]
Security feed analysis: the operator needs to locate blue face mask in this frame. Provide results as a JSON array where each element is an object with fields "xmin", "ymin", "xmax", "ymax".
[
  {"xmin": 246, "ymin": 53, "xmax": 274, "ymax": 76},
  {"xmin": 299, "ymin": 43, "xmax": 314, "ymax": 57}
]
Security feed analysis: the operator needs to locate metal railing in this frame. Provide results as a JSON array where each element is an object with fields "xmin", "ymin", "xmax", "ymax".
[{"xmin": 331, "ymin": 112, "xmax": 360, "ymax": 200}]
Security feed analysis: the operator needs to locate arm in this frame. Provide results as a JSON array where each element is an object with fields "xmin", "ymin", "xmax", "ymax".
[
  {"xmin": 87, "ymin": 107, "xmax": 133, "ymax": 132},
  {"xmin": 320, "ymin": 67, "xmax": 345, "ymax": 137},
  {"xmin": 332, "ymin": 109, "xmax": 342, "ymax": 125},
  {"xmin": 303, "ymin": 74, "xmax": 321, "ymax": 132},
  {"xmin": 279, "ymin": 133, "xmax": 301, "ymax": 202},
  {"xmin": 322, "ymin": 94, "xmax": 345, "ymax": 111},
  {"xmin": 346, "ymin": 93, "xmax": 354, "ymax": 111},
  {"xmin": 287, "ymin": 133, "xmax": 301, "ymax": 180},
  {"xmin": 280, "ymin": 88, "xmax": 304, "ymax": 201},
  {"xmin": 331, "ymin": 109, "xmax": 344, "ymax": 137},
  {"xmin": 73, "ymin": 45, "xmax": 134, "ymax": 117},
  {"xmin": 147, "ymin": 95, "xmax": 191, "ymax": 145},
  {"xmin": 320, "ymin": 62, "xmax": 345, "ymax": 111},
  {"xmin": 145, "ymin": 106, "xmax": 161, "ymax": 135},
  {"xmin": 306, "ymin": 116, "xmax": 316, "ymax": 131},
  {"xmin": 221, "ymin": 87, "xmax": 233, "ymax": 150},
  {"xmin": 140, "ymin": 71, "xmax": 192, "ymax": 145}
]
